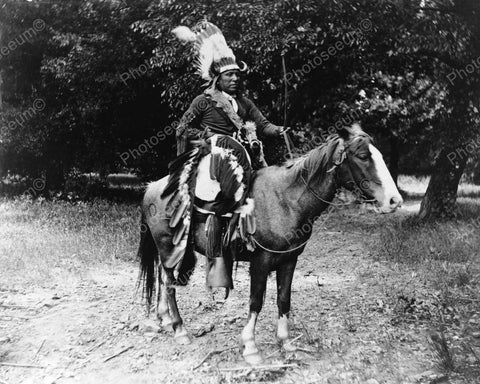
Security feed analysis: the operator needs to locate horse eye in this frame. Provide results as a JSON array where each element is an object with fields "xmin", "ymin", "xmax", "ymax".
[{"xmin": 357, "ymin": 153, "xmax": 370, "ymax": 161}]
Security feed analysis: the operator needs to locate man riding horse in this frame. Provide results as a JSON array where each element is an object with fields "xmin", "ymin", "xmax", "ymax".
[{"xmin": 164, "ymin": 21, "xmax": 286, "ymax": 291}]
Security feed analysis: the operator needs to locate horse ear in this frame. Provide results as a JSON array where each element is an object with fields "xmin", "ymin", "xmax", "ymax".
[
  {"xmin": 338, "ymin": 123, "xmax": 363, "ymax": 141},
  {"xmin": 333, "ymin": 141, "xmax": 346, "ymax": 165},
  {"xmin": 328, "ymin": 139, "xmax": 346, "ymax": 170},
  {"xmin": 337, "ymin": 127, "xmax": 351, "ymax": 141}
]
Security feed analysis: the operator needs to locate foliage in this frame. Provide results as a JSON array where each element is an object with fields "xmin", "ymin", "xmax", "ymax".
[
  {"xmin": 0, "ymin": 0, "xmax": 479, "ymax": 212},
  {"xmin": 0, "ymin": 0, "xmax": 170, "ymax": 183}
]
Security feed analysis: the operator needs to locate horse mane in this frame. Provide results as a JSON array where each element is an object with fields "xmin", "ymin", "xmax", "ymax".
[
  {"xmin": 286, "ymin": 125, "xmax": 373, "ymax": 184},
  {"xmin": 288, "ymin": 134, "xmax": 344, "ymax": 184}
]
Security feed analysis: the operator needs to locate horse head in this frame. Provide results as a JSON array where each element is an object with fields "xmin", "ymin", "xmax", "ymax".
[{"xmin": 332, "ymin": 124, "xmax": 403, "ymax": 213}]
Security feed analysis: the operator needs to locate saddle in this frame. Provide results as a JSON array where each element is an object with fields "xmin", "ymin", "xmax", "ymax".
[{"xmin": 161, "ymin": 134, "xmax": 259, "ymax": 290}]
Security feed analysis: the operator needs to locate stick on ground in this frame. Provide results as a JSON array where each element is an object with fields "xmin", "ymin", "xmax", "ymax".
[
  {"xmin": 103, "ymin": 345, "xmax": 134, "ymax": 363},
  {"xmin": 0, "ymin": 363, "xmax": 45, "ymax": 369},
  {"xmin": 192, "ymin": 346, "xmax": 237, "ymax": 370},
  {"xmin": 87, "ymin": 340, "xmax": 106, "ymax": 353},
  {"xmin": 265, "ymin": 334, "xmax": 303, "ymax": 359},
  {"xmin": 218, "ymin": 363, "xmax": 298, "ymax": 372},
  {"xmin": 32, "ymin": 339, "xmax": 46, "ymax": 362}
]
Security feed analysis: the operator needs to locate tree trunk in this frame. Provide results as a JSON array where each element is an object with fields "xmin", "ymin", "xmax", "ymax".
[
  {"xmin": 419, "ymin": 147, "xmax": 468, "ymax": 220},
  {"xmin": 0, "ymin": 72, "xmax": 3, "ymax": 110},
  {"xmin": 389, "ymin": 135, "xmax": 399, "ymax": 187}
]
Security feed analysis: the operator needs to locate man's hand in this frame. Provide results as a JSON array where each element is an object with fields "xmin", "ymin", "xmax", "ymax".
[{"xmin": 278, "ymin": 126, "xmax": 291, "ymax": 136}]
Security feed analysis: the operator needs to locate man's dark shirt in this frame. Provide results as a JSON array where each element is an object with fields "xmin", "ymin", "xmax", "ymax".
[{"xmin": 176, "ymin": 93, "xmax": 280, "ymax": 155}]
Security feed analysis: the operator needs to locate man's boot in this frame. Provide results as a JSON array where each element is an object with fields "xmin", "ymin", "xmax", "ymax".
[
  {"xmin": 205, "ymin": 215, "xmax": 233, "ymax": 289},
  {"xmin": 206, "ymin": 256, "xmax": 233, "ymax": 289}
]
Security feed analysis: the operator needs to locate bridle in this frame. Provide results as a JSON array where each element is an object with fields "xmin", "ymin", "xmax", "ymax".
[
  {"xmin": 252, "ymin": 139, "xmax": 378, "ymax": 254},
  {"xmin": 299, "ymin": 141, "xmax": 377, "ymax": 206}
]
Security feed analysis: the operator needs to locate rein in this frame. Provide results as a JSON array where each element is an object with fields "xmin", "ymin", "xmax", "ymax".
[
  {"xmin": 300, "ymin": 148, "xmax": 376, "ymax": 207},
  {"xmin": 250, "ymin": 144, "xmax": 373, "ymax": 254},
  {"xmin": 300, "ymin": 172, "xmax": 350, "ymax": 207},
  {"xmin": 250, "ymin": 147, "xmax": 345, "ymax": 254},
  {"xmin": 252, "ymin": 236, "xmax": 310, "ymax": 254}
]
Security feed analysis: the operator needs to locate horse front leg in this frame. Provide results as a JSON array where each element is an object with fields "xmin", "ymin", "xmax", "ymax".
[
  {"xmin": 163, "ymin": 268, "xmax": 191, "ymax": 345},
  {"xmin": 156, "ymin": 266, "xmax": 173, "ymax": 331},
  {"xmin": 241, "ymin": 254, "xmax": 269, "ymax": 365},
  {"xmin": 276, "ymin": 256, "xmax": 298, "ymax": 351}
]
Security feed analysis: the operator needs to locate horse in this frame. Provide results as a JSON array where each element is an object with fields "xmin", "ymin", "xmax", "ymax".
[{"xmin": 137, "ymin": 124, "xmax": 403, "ymax": 365}]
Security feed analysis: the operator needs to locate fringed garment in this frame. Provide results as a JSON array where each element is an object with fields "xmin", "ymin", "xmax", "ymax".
[{"xmin": 161, "ymin": 134, "xmax": 255, "ymax": 270}]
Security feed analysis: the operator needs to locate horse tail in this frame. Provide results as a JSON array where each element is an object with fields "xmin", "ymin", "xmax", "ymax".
[{"xmin": 137, "ymin": 212, "xmax": 158, "ymax": 309}]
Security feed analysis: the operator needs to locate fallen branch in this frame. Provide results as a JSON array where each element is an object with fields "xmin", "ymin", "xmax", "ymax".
[
  {"xmin": 298, "ymin": 320, "xmax": 312, "ymax": 343},
  {"xmin": 87, "ymin": 340, "xmax": 106, "ymax": 353},
  {"xmin": 0, "ymin": 304, "xmax": 25, "ymax": 309},
  {"xmin": 218, "ymin": 363, "xmax": 297, "ymax": 372},
  {"xmin": 32, "ymin": 339, "xmax": 46, "ymax": 362},
  {"xmin": 0, "ymin": 363, "xmax": 45, "ymax": 369},
  {"xmin": 283, "ymin": 334, "xmax": 302, "ymax": 348},
  {"xmin": 265, "ymin": 334, "xmax": 302, "ymax": 359},
  {"xmin": 212, "ymin": 330, "xmax": 232, "ymax": 335},
  {"xmin": 192, "ymin": 346, "xmax": 237, "ymax": 370},
  {"xmin": 103, "ymin": 345, "xmax": 134, "ymax": 363},
  {"xmin": 296, "ymin": 347, "xmax": 317, "ymax": 354},
  {"xmin": 0, "ymin": 315, "xmax": 31, "ymax": 320}
]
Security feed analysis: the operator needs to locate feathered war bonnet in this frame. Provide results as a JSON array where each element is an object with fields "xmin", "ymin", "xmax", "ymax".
[{"xmin": 172, "ymin": 21, "xmax": 247, "ymax": 85}]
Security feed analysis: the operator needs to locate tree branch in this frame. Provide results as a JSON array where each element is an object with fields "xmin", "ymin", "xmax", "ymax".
[{"xmin": 414, "ymin": 49, "xmax": 462, "ymax": 70}]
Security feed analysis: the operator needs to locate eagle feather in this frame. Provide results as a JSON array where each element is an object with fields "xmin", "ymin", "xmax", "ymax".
[{"xmin": 171, "ymin": 26, "xmax": 196, "ymax": 42}]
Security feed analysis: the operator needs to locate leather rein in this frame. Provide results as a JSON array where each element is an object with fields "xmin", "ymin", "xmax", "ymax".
[{"xmin": 252, "ymin": 143, "xmax": 376, "ymax": 254}]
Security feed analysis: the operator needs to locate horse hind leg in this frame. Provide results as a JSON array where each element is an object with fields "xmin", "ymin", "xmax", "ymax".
[
  {"xmin": 164, "ymin": 268, "xmax": 192, "ymax": 345},
  {"xmin": 241, "ymin": 256, "xmax": 269, "ymax": 365},
  {"xmin": 276, "ymin": 257, "xmax": 298, "ymax": 352},
  {"xmin": 156, "ymin": 266, "xmax": 174, "ymax": 331}
]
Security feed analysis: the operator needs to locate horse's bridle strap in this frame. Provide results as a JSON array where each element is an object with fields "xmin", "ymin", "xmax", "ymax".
[
  {"xmin": 300, "ymin": 144, "xmax": 373, "ymax": 206},
  {"xmin": 299, "ymin": 170, "xmax": 349, "ymax": 207}
]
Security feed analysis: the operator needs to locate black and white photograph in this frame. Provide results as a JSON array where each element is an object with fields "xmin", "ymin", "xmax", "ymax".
[{"xmin": 0, "ymin": 0, "xmax": 479, "ymax": 383}]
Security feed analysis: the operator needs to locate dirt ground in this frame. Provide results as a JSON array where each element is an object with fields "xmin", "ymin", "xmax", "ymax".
[{"xmin": 0, "ymin": 202, "xmax": 477, "ymax": 384}]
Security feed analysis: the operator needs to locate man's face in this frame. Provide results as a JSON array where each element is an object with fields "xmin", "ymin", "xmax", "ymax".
[{"xmin": 217, "ymin": 70, "xmax": 240, "ymax": 95}]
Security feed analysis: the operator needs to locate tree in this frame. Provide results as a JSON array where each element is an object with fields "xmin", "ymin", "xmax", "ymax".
[
  {"xmin": 1, "ymin": 0, "xmax": 171, "ymax": 186},
  {"xmin": 1, "ymin": 0, "xmax": 478, "ymax": 205},
  {"xmin": 411, "ymin": 0, "xmax": 480, "ymax": 219}
]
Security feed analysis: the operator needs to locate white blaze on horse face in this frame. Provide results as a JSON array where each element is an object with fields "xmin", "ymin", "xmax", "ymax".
[
  {"xmin": 195, "ymin": 154, "xmax": 221, "ymax": 201},
  {"xmin": 369, "ymin": 144, "xmax": 403, "ymax": 213}
]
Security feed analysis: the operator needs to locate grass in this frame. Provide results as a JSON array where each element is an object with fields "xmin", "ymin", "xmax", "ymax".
[
  {"xmin": 0, "ymin": 195, "xmax": 141, "ymax": 288},
  {"xmin": 366, "ymin": 197, "xmax": 480, "ymax": 379},
  {"xmin": 373, "ymin": 199, "xmax": 480, "ymax": 304},
  {"xmin": 428, "ymin": 330, "xmax": 456, "ymax": 372},
  {"xmin": 106, "ymin": 173, "xmax": 142, "ymax": 188},
  {"xmin": 398, "ymin": 175, "xmax": 480, "ymax": 198},
  {"xmin": 1, "ymin": 175, "xmax": 479, "ymax": 381}
]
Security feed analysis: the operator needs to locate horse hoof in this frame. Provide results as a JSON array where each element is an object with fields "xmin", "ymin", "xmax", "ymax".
[
  {"xmin": 174, "ymin": 334, "xmax": 192, "ymax": 345},
  {"xmin": 162, "ymin": 320, "xmax": 174, "ymax": 332},
  {"xmin": 243, "ymin": 352, "xmax": 263, "ymax": 365}
]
